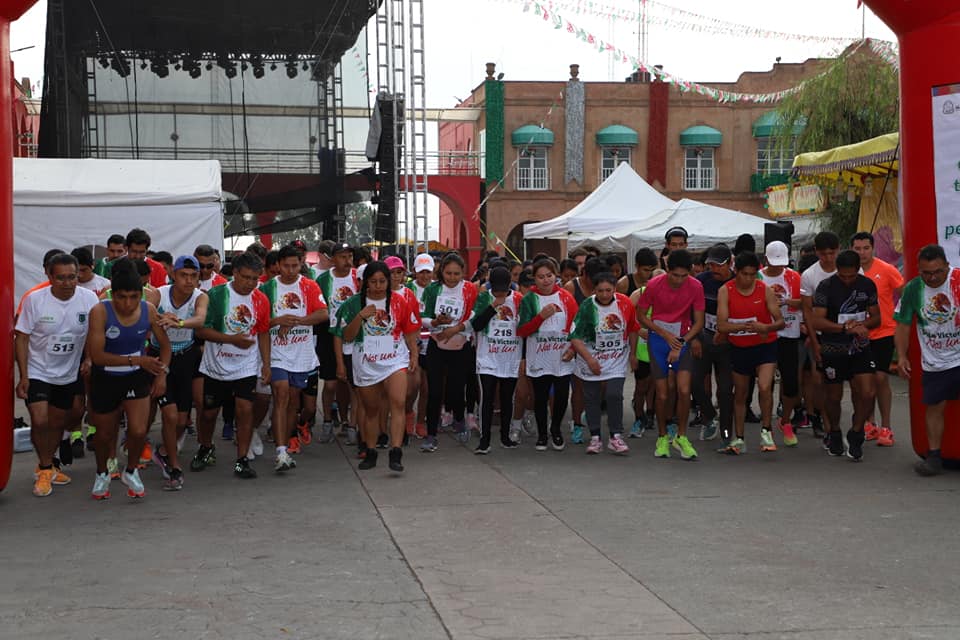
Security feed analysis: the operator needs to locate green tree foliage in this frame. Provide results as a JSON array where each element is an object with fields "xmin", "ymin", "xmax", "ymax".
[{"xmin": 771, "ymin": 46, "xmax": 899, "ymax": 244}]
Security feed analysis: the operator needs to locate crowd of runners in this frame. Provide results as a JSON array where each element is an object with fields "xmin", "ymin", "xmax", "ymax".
[{"xmin": 14, "ymin": 224, "xmax": 959, "ymax": 500}]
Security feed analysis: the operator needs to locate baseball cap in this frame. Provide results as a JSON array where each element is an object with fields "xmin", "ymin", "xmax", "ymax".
[
  {"xmin": 488, "ymin": 267, "xmax": 512, "ymax": 294},
  {"xmin": 413, "ymin": 253, "xmax": 435, "ymax": 273},
  {"xmin": 765, "ymin": 240, "xmax": 790, "ymax": 266},
  {"xmin": 705, "ymin": 244, "xmax": 732, "ymax": 265},
  {"xmin": 173, "ymin": 255, "xmax": 200, "ymax": 271},
  {"xmin": 332, "ymin": 242, "xmax": 353, "ymax": 255},
  {"xmin": 384, "ymin": 256, "xmax": 406, "ymax": 271}
]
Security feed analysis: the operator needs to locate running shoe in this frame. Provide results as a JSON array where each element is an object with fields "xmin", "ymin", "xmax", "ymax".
[
  {"xmin": 189, "ymin": 445, "xmax": 216, "ymax": 471},
  {"xmin": 222, "ymin": 422, "xmax": 235, "ymax": 441},
  {"xmin": 345, "ymin": 426, "xmax": 358, "ymax": 446},
  {"xmin": 570, "ymin": 423, "xmax": 585, "ymax": 445},
  {"xmin": 33, "ymin": 468, "xmax": 54, "ymax": 497},
  {"xmin": 877, "ymin": 427, "xmax": 895, "ymax": 447},
  {"xmin": 779, "ymin": 420, "xmax": 799, "ymax": 447},
  {"xmin": 607, "ymin": 434, "xmax": 629, "ymax": 455},
  {"xmin": 760, "ymin": 428, "xmax": 777, "ymax": 452},
  {"xmin": 500, "ymin": 435, "xmax": 519, "ymax": 449},
  {"xmin": 666, "ymin": 420, "xmax": 678, "ymax": 440},
  {"xmin": 792, "ymin": 408, "xmax": 808, "ymax": 428},
  {"xmin": 107, "ymin": 457, "xmax": 120, "ymax": 479},
  {"xmin": 420, "ymin": 436, "xmax": 438, "ymax": 453},
  {"xmin": 151, "ymin": 448, "xmax": 171, "ymax": 478},
  {"xmin": 654, "ymin": 435, "xmax": 671, "ymax": 458},
  {"xmin": 864, "ymin": 422, "xmax": 880, "ymax": 441},
  {"xmin": 440, "ymin": 410, "xmax": 454, "ymax": 430},
  {"xmin": 454, "ymin": 421, "xmax": 470, "ymax": 444},
  {"xmin": 415, "ymin": 422, "xmax": 427, "ymax": 439},
  {"xmin": 388, "ymin": 447, "xmax": 404, "ymax": 472},
  {"xmin": 71, "ymin": 435, "xmax": 85, "ymax": 460},
  {"xmin": 745, "ymin": 407, "xmax": 761, "ymax": 424},
  {"xmin": 234, "ymin": 457, "xmax": 257, "ymax": 478},
  {"xmin": 466, "ymin": 413, "xmax": 479, "ymax": 432},
  {"xmin": 629, "ymin": 418, "xmax": 644, "ymax": 439},
  {"xmin": 319, "ymin": 421, "xmax": 335, "ymax": 444},
  {"xmin": 121, "ymin": 468, "xmax": 145, "ymax": 498},
  {"xmin": 163, "ymin": 468, "xmax": 184, "ymax": 491},
  {"xmin": 586, "ymin": 435, "xmax": 602, "ymax": 454},
  {"xmin": 508, "ymin": 421, "xmax": 522, "ymax": 444},
  {"xmin": 274, "ymin": 450, "xmax": 296, "ymax": 473},
  {"xmin": 376, "ymin": 433, "xmax": 389, "ymax": 449},
  {"xmin": 700, "ymin": 418, "xmax": 719, "ymax": 441},
  {"xmin": 251, "ymin": 430, "xmax": 264, "ymax": 456},
  {"xmin": 827, "ymin": 430, "xmax": 845, "ymax": 457},
  {"xmin": 550, "ymin": 432, "xmax": 565, "ymax": 451},
  {"xmin": 673, "ymin": 435, "xmax": 698, "ymax": 460},
  {"xmin": 138, "ymin": 442, "xmax": 153, "ymax": 469},
  {"xmin": 474, "ymin": 442, "xmax": 491, "ymax": 455},
  {"xmin": 297, "ymin": 423, "xmax": 313, "ymax": 446},
  {"xmin": 59, "ymin": 439, "xmax": 73, "ymax": 467},
  {"xmin": 358, "ymin": 448, "xmax": 378, "ymax": 470},
  {"xmin": 846, "ymin": 429, "xmax": 864, "ymax": 462},
  {"xmin": 914, "ymin": 456, "xmax": 944, "ymax": 476},
  {"xmin": 521, "ymin": 413, "xmax": 536, "ymax": 437},
  {"xmin": 287, "ymin": 436, "xmax": 302, "ymax": 454},
  {"xmin": 724, "ymin": 438, "xmax": 746, "ymax": 455},
  {"xmin": 535, "ymin": 437, "xmax": 548, "ymax": 451},
  {"xmin": 35, "ymin": 465, "xmax": 71, "ymax": 485},
  {"xmin": 91, "ymin": 472, "xmax": 111, "ymax": 500}
]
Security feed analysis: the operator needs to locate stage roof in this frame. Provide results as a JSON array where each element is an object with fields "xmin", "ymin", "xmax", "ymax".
[{"xmin": 64, "ymin": 0, "xmax": 377, "ymax": 64}]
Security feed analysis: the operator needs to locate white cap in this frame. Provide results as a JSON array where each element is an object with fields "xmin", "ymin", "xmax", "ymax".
[
  {"xmin": 765, "ymin": 240, "xmax": 789, "ymax": 266},
  {"xmin": 413, "ymin": 253, "xmax": 435, "ymax": 273}
]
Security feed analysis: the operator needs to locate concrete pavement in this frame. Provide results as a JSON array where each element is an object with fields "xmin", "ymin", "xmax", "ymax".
[{"xmin": 1, "ymin": 377, "xmax": 958, "ymax": 640}]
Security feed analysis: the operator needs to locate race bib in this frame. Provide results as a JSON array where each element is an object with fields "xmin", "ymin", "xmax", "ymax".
[
  {"xmin": 595, "ymin": 331, "xmax": 623, "ymax": 352},
  {"xmin": 541, "ymin": 309, "xmax": 565, "ymax": 332},
  {"xmin": 436, "ymin": 295, "xmax": 463, "ymax": 321},
  {"xmin": 729, "ymin": 316, "xmax": 757, "ymax": 336},
  {"xmin": 104, "ymin": 351, "xmax": 140, "ymax": 373},
  {"xmin": 47, "ymin": 335, "xmax": 77, "ymax": 356},
  {"xmin": 166, "ymin": 327, "xmax": 192, "ymax": 343},
  {"xmin": 704, "ymin": 313, "xmax": 717, "ymax": 333},
  {"xmin": 363, "ymin": 334, "xmax": 394, "ymax": 357},
  {"xmin": 489, "ymin": 320, "xmax": 514, "ymax": 339},
  {"xmin": 838, "ymin": 312, "xmax": 866, "ymax": 325}
]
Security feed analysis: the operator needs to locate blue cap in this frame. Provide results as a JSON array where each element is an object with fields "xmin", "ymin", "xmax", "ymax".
[{"xmin": 173, "ymin": 255, "xmax": 200, "ymax": 271}]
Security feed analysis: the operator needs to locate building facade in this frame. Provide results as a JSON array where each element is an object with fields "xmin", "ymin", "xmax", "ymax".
[{"xmin": 438, "ymin": 57, "xmax": 828, "ymax": 259}]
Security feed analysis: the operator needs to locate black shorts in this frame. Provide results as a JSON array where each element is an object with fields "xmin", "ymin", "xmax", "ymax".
[
  {"xmin": 202, "ymin": 375, "xmax": 257, "ymax": 410},
  {"xmin": 922, "ymin": 365, "xmax": 960, "ymax": 405},
  {"xmin": 730, "ymin": 341, "xmax": 778, "ymax": 377},
  {"xmin": 819, "ymin": 349, "xmax": 876, "ymax": 384},
  {"xmin": 315, "ymin": 323, "xmax": 338, "ymax": 381},
  {"xmin": 90, "ymin": 368, "xmax": 153, "ymax": 414},
  {"xmin": 871, "ymin": 336, "xmax": 895, "ymax": 373},
  {"xmin": 418, "ymin": 352, "xmax": 428, "ymax": 371},
  {"xmin": 776, "ymin": 337, "xmax": 801, "ymax": 397},
  {"xmin": 153, "ymin": 346, "xmax": 199, "ymax": 413},
  {"xmin": 26, "ymin": 377, "xmax": 84, "ymax": 412},
  {"xmin": 192, "ymin": 345, "xmax": 205, "ymax": 379},
  {"xmin": 633, "ymin": 360, "xmax": 651, "ymax": 381},
  {"xmin": 302, "ymin": 371, "xmax": 320, "ymax": 397}
]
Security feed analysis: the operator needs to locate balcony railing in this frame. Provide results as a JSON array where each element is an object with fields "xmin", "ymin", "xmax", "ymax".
[
  {"xmin": 515, "ymin": 166, "xmax": 550, "ymax": 191},
  {"xmin": 683, "ymin": 167, "xmax": 716, "ymax": 191}
]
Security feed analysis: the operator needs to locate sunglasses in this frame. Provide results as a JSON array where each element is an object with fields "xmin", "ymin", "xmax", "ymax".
[{"xmin": 199, "ymin": 262, "xmax": 215, "ymax": 269}]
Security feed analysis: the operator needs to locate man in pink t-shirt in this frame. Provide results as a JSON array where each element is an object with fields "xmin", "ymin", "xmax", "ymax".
[{"xmin": 637, "ymin": 249, "xmax": 705, "ymax": 461}]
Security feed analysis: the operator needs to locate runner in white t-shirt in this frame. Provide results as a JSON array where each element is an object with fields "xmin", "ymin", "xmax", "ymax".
[
  {"xmin": 405, "ymin": 253, "xmax": 434, "ymax": 439},
  {"xmin": 72, "ymin": 247, "xmax": 111, "ymax": 298},
  {"xmin": 799, "ymin": 231, "xmax": 840, "ymax": 438},
  {"xmin": 15, "ymin": 254, "xmax": 99, "ymax": 497}
]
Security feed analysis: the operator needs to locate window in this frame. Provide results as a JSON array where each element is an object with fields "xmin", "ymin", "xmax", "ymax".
[
  {"xmin": 756, "ymin": 137, "xmax": 795, "ymax": 175},
  {"xmin": 684, "ymin": 147, "xmax": 715, "ymax": 191},
  {"xmin": 515, "ymin": 147, "xmax": 549, "ymax": 190},
  {"xmin": 600, "ymin": 148, "xmax": 630, "ymax": 181}
]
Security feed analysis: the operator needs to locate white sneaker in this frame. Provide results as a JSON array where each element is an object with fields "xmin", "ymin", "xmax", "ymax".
[
  {"xmin": 251, "ymin": 430, "xmax": 264, "ymax": 456},
  {"xmin": 466, "ymin": 413, "xmax": 479, "ymax": 432},
  {"xmin": 91, "ymin": 472, "xmax": 111, "ymax": 500},
  {"xmin": 274, "ymin": 450, "xmax": 296, "ymax": 473},
  {"xmin": 509, "ymin": 421, "xmax": 522, "ymax": 444},
  {"xmin": 120, "ymin": 468, "xmax": 145, "ymax": 498},
  {"xmin": 345, "ymin": 427, "xmax": 358, "ymax": 446}
]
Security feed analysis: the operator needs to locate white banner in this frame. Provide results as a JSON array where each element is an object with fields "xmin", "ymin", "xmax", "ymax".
[{"xmin": 933, "ymin": 83, "xmax": 960, "ymax": 258}]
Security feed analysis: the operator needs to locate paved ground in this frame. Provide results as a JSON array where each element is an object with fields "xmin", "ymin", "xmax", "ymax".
[{"xmin": 2, "ymin": 376, "xmax": 959, "ymax": 640}]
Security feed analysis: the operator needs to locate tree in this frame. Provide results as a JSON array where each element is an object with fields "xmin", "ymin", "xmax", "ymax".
[
  {"xmin": 343, "ymin": 202, "xmax": 376, "ymax": 245},
  {"xmin": 770, "ymin": 44, "xmax": 899, "ymax": 243}
]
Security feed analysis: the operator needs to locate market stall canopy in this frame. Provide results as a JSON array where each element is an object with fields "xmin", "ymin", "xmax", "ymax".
[
  {"xmin": 523, "ymin": 162, "xmax": 675, "ymax": 240},
  {"xmin": 792, "ymin": 132, "xmax": 899, "ymax": 188}
]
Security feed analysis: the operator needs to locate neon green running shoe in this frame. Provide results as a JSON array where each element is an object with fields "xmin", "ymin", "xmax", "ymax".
[
  {"xmin": 672, "ymin": 435, "xmax": 698, "ymax": 460},
  {"xmin": 654, "ymin": 435, "xmax": 671, "ymax": 458}
]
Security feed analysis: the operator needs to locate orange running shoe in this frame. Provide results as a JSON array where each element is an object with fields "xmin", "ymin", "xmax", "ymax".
[
  {"xmin": 33, "ymin": 469, "xmax": 54, "ymax": 497},
  {"xmin": 35, "ymin": 465, "xmax": 72, "ymax": 486},
  {"xmin": 139, "ymin": 442, "xmax": 153, "ymax": 469},
  {"xmin": 405, "ymin": 412, "xmax": 416, "ymax": 436},
  {"xmin": 298, "ymin": 423, "xmax": 312, "ymax": 445},
  {"xmin": 864, "ymin": 422, "xmax": 880, "ymax": 441},
  {"xmin": 287, "ymin": 436, "xmax": 302, "ymax": 454},
  {"xmin": 779, "ymin": 420, "xmax": 799, "ymax": 447},
  {"xmin": 877, "ymin": 427, "xmax": 895, "ymax": 447}
]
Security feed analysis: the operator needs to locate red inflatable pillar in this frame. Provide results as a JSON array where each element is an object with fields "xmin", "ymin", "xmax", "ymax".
[
  {"xmin": 0, "ymin": 1, "xmax": 38, "ymax": 492},
  {"xmin": 864, "ymin": 1, "xmax": 960, "ymax": 461}
]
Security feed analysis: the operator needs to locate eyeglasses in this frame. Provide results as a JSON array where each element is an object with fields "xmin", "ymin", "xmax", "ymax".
[
  {"xmin": 199, "ymin": 263, "xmax": 215, "ymax": 269},
  {"xmin": 920, "ymin": 268, "xmax": 948, "ymax": 278}
]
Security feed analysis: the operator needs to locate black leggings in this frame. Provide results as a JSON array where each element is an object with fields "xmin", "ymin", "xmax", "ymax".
[
  {"xmin": 426, "ymin": 342, "xmax": 471, "ymax": 436},
  {"xmin": 478, "ymin": 374, "xmax": 517, "ymax": 445},
  {"xmin": 529, "ymin": 374, "xmax": 571, "ymax": 440}
]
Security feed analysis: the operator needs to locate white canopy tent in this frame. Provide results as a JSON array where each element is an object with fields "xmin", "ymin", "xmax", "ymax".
[
  {"xmin": 523, "ymin": 162, "xmax": 676, "ymax": 240},
  {"xmin": 14, "ymin": 158, "xmax": 224, "ymax": 300}
]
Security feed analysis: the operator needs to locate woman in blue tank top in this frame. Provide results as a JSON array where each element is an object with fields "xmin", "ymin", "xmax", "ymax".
[{"xmin": 86, "ymin": 259, "xmax": 171, "ymax": 500}]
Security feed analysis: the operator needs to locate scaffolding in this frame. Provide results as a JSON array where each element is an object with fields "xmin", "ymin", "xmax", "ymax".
[{"xmin": 373, "ymin": 0, "xmax": 428, "ymax": 259}]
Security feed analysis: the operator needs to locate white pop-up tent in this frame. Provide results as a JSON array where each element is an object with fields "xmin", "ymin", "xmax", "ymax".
[
  {"xmin": 523, "ymin": 162, "xmax": 675, "ymax": 240},
  {"xmin": 14, "ymin": 158, "xmax": 224, "ymax": 300}
]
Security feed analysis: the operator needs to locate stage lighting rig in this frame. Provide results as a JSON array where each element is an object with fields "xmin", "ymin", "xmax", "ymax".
[{"xmin": 285, "ymin": 54, "xmax": 298, "ymax": 79}]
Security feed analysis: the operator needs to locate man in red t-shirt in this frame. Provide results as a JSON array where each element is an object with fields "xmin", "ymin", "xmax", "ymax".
[
  {"xmin": 852, "ymin": 232, "xmax": 904, "ymax": 446},
  {"xmin": 124, "ymin": 228, "xmax": 169, "ymax": 288}
]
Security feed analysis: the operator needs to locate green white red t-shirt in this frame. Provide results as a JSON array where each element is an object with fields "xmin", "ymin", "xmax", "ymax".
[
  {"xmin": 517, "ymin": 287, "xmax": 578, "ymax": 378},
  {"xmin": 336, "ymin": 292, "xmax": 420, "ymax": 387},
  {"xmin": 473, "ymin": 290, "xmax": 523, "ymax": 378},
  {"xmin": 200, "ymin": 283, "xmax": 271, "ymax": 380},
  {"xmin": 260, "ymin": 275, "xmax": 326, "ymax": 373},
  {"xmin": 894, "ymin": 267, "xmax": 960, "ymax": 372},
  {"xmin": 318, "ymin": 268, "xmax": 360, "ymax": 355},
  {"xmin": 569, "ymin": 293, "xmax": 640, "ymax": 381}
]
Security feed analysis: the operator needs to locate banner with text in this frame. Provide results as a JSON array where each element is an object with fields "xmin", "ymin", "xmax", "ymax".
[{"xmin": 933, "ymin": 84, "xmax": 960, "ymax": 258}]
